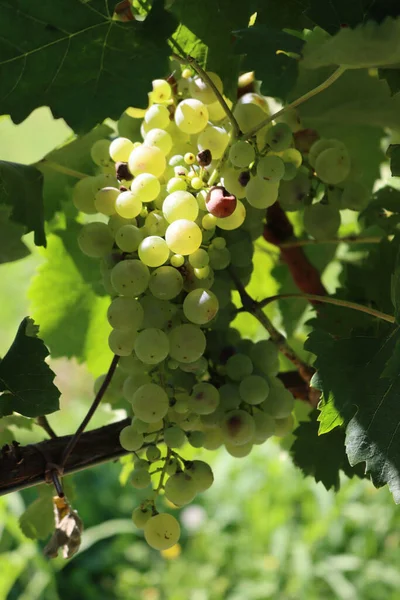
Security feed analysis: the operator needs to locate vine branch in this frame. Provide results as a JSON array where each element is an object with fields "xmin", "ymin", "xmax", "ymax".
[{"xmin": 278, "ymin": 235, "xmax": 383, "ymax": 249}]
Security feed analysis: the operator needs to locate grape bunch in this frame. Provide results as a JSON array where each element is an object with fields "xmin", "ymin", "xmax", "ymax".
[{"xmin": 72, "ymin": 69, "xmax": 349, "ymax": 551}]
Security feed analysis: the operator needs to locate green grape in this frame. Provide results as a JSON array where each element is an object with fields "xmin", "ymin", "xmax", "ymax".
[
  {"xmin": 144, "ymin": 513, "xmax": 181, "ymax": 550},
  {"xmin": 191, "ymin": 176, "xmax": 203, "ymax": 190},
  {"xmin": 167, "ymin": 177, "xmax": 187, "ymax": 193},
  {"xmin": 130, "ymin": 173, "xmax": 161, "ymax": 203},
  {"xmin": 245, "ymin": 177, "xmax": 279, "ymax": 209},
  {"xmin": 164, "ymin": 425, "xmax": 186, "ymax": 448},
  {"xmin": 208, "ymin": 246, "xmax": 231, "ymax": 270},
  {"xmin": 131, "ymin": 383, "xmax": 169, "ymax": 422},
  {"xmin": 225, "ymin": 441, "xmax": 253, "ymax": 457},
  {"xmin": 115, "ymin": 190, "xmax": 142, "ymax": 219},
  {"xmin": 119, "ymin": 354, "xmax": 146, "ymax": 374},
  {"xmin": 185, "ymin": 460, "xmax": 214, "ymax": 492},
  {"xmin": 309, "ymin": 138, "xmax": 346, "ymax": 168},
  {"xmin": 315, "ymin": 146, "xmax": 351, "ymax": 184},
  {"xmin": 274, "ymin": 414, "xmax": 295, "ymax": 437},
  {"xmin": 229, "ymin": 141, "xmax": 255, "ymax": 168},
  {"xmin": 280, "ymin": 148, "xmax": 302, "ymax": 168},
  {"xmin": 134, "ymin": 328, "xmax": 169, "ymax": 365},
  {"xmin": 145, "ymin": 210, "xmax": 168, "ymax": 236},
  {"xmin": 188, "ymin": 71, "xmax": 223, "ymax": 104},
  {"xmin": 72, "ymin": 176, "xmax": 97, "ymax": 214},
  {"xmin": 188, "ymin": 430, "xmax": 206, "ymax": 448},
  {"xmin": 221, "ymin": 409, "xmax": 256, "ymax": 446},
  {"xmin": 202, "ymin": 213, "xmax": 218, "ymax": 230},
  {"xmin": 239, "ymin": 375, "xmax": 270, "ymax": 405},
  {"xmin": 233, "ymin": 102, "xmax": 266, "ymax": 133},
  {"xmin": 188, "ymin": 249, "xmax": 209, "ymax": 269},
  {"xmin": 216, "ymin": 200, "xmax": 246, "ymax": 231},
  {"xmin": 282, "ymin": 162, "xmax": 298, "ymax": 182},
  {"xmin": 203, "ymin": 427, "xmax": 224, "ymax": 450},
  {"xmin": 168, "ymin": 324, "xmax": 206, "ymax": 363},
  {"xmin": 163, "ymin": 191, "xmax": 199, "ymax": 223},
  {"xmin": 175, "ymin": 99, "xmax": 209, "ymax": 134},
  {"xmin": 132, "ymin": 506, "xmax": 153, "ymax": 529},
  {"xmin": 166, "ymin": 457, "xmax": 180, "ymax": 475},
  {"xmin": 132, "ymin": 468, "xmax": 151, "ymax": 489},
  {"xmin": 115, "ymin": 224, "xmax": 143, "ymax": 252},
  {"xmin": 77, "ymin": 222, "xmax": 114, "ymax": 258},
  {"xmin": 265, "ymin": 123, "xmax": 293, "ymax": 151},
  {"xmin": 145, "ymin": 128, "xmax": 173, "ymax": 155},
  {"xmin": 133, "ymin": 456, "xmax": 150, "ymax": 469},
  {"xmin": 225, "ymin": 353, "xmax": 253, "ymax": 381},
  {"xmin": 151, "ymin": 79, "xmax": 172, "ymax": 102},
  {"xmin": 164, "ymin": 471, "xmax": 197, "ymax": 506},
  {"xmin": 189, "ymin": 382, "xmax": 220, "ymax": 415},
  {"xmin": 140, "ymin": 295, "xmax": 178, "ymax": 329},
  {"xmin": 184, "ymin": 152, "xmax": 196, "ymax": 165},
  {"xmin": 138, "ymin": 236, "xmax": 169, "ymax": 268},
  {"xmin": 111, "ymin": 259, "xmax": 150, "ymax": 297},
  {"xmin": 108, "ymin": 214, "xmax": 137, "ymax": 237},
  {"xmin": 222, "ymin": 167, "xmax": 247, "ymax": 199},
  {"xmin": 257, "ymin": 155, "xmax": 285, "ymax": 183},
  {"xmin": 146, "ymin": 445, "xmax": 161, "ymax": 462},
  {"xmin": 107, "ymin": 296, "xmax": 144, "ymax": 330},
  {"xmin": 149, "ymin": 266, "xmax": 184, "ymax": 300},
  {"xmin": 219, "ymin": 383, "xmax": 241, "ymax": 410},
  {"xmin": 165, "ymin": 219, "xmax": 202, "ymax": 255},
  {"xmin": 109, "ymin": 137, "xmax": 134, "ymax": 162},
  {"xmin": 250, "ymin": 340, "xmax": 280, "ymax": 376},
  {"xmin": 144, "ymin": 104, "xmax": 170, "ymax": 129},
  {"xmin": 200, "ymin": 406, "xmax": 224, "ymax": 428},
  {"xmin": 93, "ymin": 172, "xmax": 119, "ymax": 192},
  {"xmin": 197, "ymin": 125, "xmax": 229, "ymax": 159},
  {"xmin": 341, "ymin": 181, "xmax": 370, "ymax": 211},
  {"xmin": 131, "ymin": 416, "xmax": 155, "ymax": 433},
  {"xmin": 128, "ymin": 144, "xmax": 166, "ymax": 178},
  {"xmin": 261, "ymin": 377, "xmax": 295, "ymax": 418},
  {"xmin": 91, "ymin": 139, "xmax": 111, "ymax": 166},
  {"xmin": 237, "ymin": 92, "xmax": 270, "ymax": 113},
  {"xmin": 303, "ymin": 202, "xmax": 341, "ymax": 240},
  {"xmin": 278, "ymin": 172, "xmax": 311, "ymax": 211},
  {"xmin": 108, "ymin": 328, "xmax": 137, "ymax": 356},
  {"xmin": 253, "ymin": 409, "xmax": 275, "ymax": 443},
  {"xmin": 123, "ymin": 373, "xmax": 152, "ymax": 401},
  {"xmin": 183, "ymin": 288, "xmax": 219, "ymax": 325},
  {"xmin": 119, "ymin": 425, "xmax": 144, "ymax": 451},
  {"xmin": 212, "ymin": 236, "xmax": 226, "ymax": 249},
  {"xmin": 170, "ymin": 254, "xmax": 185, "ymax": 268},
  {"xmin": 178, "ymin": 356, "xmax": 208, "ymax": 375}
]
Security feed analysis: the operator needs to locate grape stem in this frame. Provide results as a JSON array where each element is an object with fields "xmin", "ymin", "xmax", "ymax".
[
  {"xmin": 36, "ymin": 416, "xmax": 58, "ymax": 439},
  {"xmin": 154, "ymin": 448, "xmax": 172, "ymax": 495},
  {"xmin": 171, "ymin": 51, "xmax": 241, "ymax": 138},
  {"xmin": 241, "ymin": 65, "xmax": 347, "ymax": 141},
  {"xmin": 257, "ymin": 293, "xmax": 396, "ymax": 324},
  {"xmin": 228, "ymin": 268, "xmax": 314, "ymax": 383},
  {"xmin": 277, "ymin": 235, "xmax": 384, "ymax": 249},
  {"xmin": 60, "ymin": 354, "xmax": 120, "ymax": 469},
  {"xmin": 37, "ymin": 159, "xmax": 89, "ymax": 180}
]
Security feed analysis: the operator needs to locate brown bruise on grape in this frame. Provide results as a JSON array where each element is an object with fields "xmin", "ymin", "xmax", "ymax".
[{"xmin": 206, "ymin": 186, "xmax": 237, "ymax": 218}]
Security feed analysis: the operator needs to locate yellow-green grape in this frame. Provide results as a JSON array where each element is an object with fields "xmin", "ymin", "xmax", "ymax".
[
  {"xmin": 144, "ymin": 513, "xmax": 181, "ymax": 550},
  {"xmin": 202, "ymin": 213, "xmax": 218, "ymax": 230},
  {"xmin": 149, "ymin": 266, "xmax": 184, "ymax": 300},
  {"xmin": 145, "ymin": 128, "xmax": 173, "ymax": 155},
  {"xmin": 164, "ymin": 425, "xmax": 186, "ymax": 448},
  {"xmin": 111, "ymin": 259, "xmax": 150, "ymax": 297},
  {"xmin": 168, "ymin": 324, "xmax": 206, "ymax": 363},
  {"xmin": 208, "ymin": 245, "xmax": 231, "ymax": 270},
  {"xmin": 233, "ymin": 102, "xmax": 266, "ymax": 133},
  {"xmin": 72, "ymin": 177, "xmax": 97, "ymax": 214},
  {"xmin": 132, "ymin": 506, "xmax": 153, "ymax": 528},
  {"xmin": 94, "ymin": 187, "xmax": 119, "ymax": 216},
  {"xmin": 145, "ymin": 210, "xmax": 168, "ymax": 236},
  {"xmin": 191, "ymin": 177, "xmax": 203, "ymax": 190},
  {"xmin": 274, "ymin": 414, "xmax": 295, "ymax": 437},
  {"xmin": 265, "ymin": 123, "xmax": 293, "ymax": 152},
  {"xmin": 151, "ymin": 79, "xmax": 172, "ymax": 103},
  {"xmin": 130, "ymin": 173, "xmax": 161, "ymax": 203},
  {"xmin": 309, "ymin": 138, "xmax": 346, "ymax": 168},
  {"xmin": 131, "ymin": 383, "xmax": 169, "ymax": 422},
  {"xmin": 203, "ymin": 427, "xmax": 224, "ymax": 450},
  {"xmin": 221, "ymin": 409, "xmax": 256, "ymax": 446},
  {"xmin": 138, "ymin": 236, "xmax": 169, "ymax": 267},
  {"xmin": 170, "ymin": 254, "xmax": 184, "ymax": 267},
  {"xmin": 194, "ymin": 266, "xmax": 211, "ymax": 280},
  {"xmin": 183, "ymin": 288, "xmax": 219, "ymax": 325},
  {"xmin": 222, "ymin": 168, "xmax": 247, "ymax": 199},
  {"xmin": 188, "ymin": 430, "xmax": 206, "ymax": 448},
  {"xmin": 280, "ymin": 148, "xmax": 302, "ymax": 168},
  {"xmin": 107, "ymin": 296, "xmax": 144, "ymax": 330},
  {"xmin": 219, "ymin": 383, "xmax": 241, "ymax": 410},
  {"xmin": 239, "ymin": 375, "xmax": 270, "ymax": 405},
  {"xmin": 128, "ymin": 145, "xmax": 166, "ymax": 178},
  {"xmin": 229, "ymin": 141, "xmax": 255, "ymax": 168},
  {"xmin": 184, "ymin": 152, "xmax": 196, "ymax": 165},
  {"xmin": 165, "ymin": 219, "xmax": 202, "ymax": 255},
  {"xmin": 167, "ymin": 177, "xmax": 187, "ymax": 193},
  {"xmin": 77, "ymin": 222, "xmax": 114, "ymax": 258},
  {"xmin": 188, "ymin": 249, "xmax": 209, "ymax": 269},
  {"xmin": 226, "ymin": 353, "xmax": 253, "ymax": 381},
  {"xmin": 175, "ymin": 99, "xmax": 209, "ymax": 134},
  {"xmin": 185, "ymin": 460, "xmax": 214, "ymax": 492},
  {"xmin": 115, "ymin": 190, "xmax": 142, "ymax": 219},
  {"xmin": 250, "ymin": 339, "xmax": 280, "ymax": 375},
  {"xmin": 108, "ymin": 328, "xmax": 137, "ymax": 356},
  {"xmin": 207, "ymin": 97, "xmax": 232, "ymax": 121},
  {"xmin": 253, "ymin": 409, "xmax": 275, "ymax": 443},
  {"xmin": 91, "ymin": 139, "xmax": 111, "ymax": 166},
  {"xmin": 257, "ymin": 155, "xmax": 285, "ymax": 183},
  {"xmin": 146, "ymin": 445, "xmax": 161, "ymax": 462},
  {"xmin": 131, "ymin": 468, "xmax": 151, "ymax": 489},
  {"xmin": 119, "ymin": 425, "xmax": 144, "ymax": 451},
  {"xmin": 216, "ymin": 200, "xmax": 246, "ymax": 230},
  {"xmin": 123, "ymin": 374, "xmax": 152, "ymax": 401},
  {"xmin": 115, "ymin": 224, "xmax": 143, "ymax": 252},
  {"xmin": 188, "ymin": 71, "xmax": 223, "ymax": 104},
  {"xmin": 315, "ymin": 146, "xmax": 351, "ymax": 185},
  {"xmin": 162, "ymin": 191, "xmax": 199, "ymax": 223},
  {"xmin": 164, "ymin": 471, "xmax": 197, "ymax": 506},
  {"xmin": 134, "ymin": 328, "xmax": 169, "ymax": 365},
  {"xmin": 245, "ymin": 177, "xmax": 278, "ymax": 209},
  {"xmin": 189, "ymin": 382, "xmax": 220, "ymax": 415},
  {"xmin": 261, "ymin": 377, "xmax": 295, "ymax": 418},
  {"xmin": 144, "ymin": 104, "xmax": 171, "ymax": 129},
  {"xmin": 225, "ymin": 442, "xmax": 253, "ymax": 457},
  {"xmin": 108, "ymin": 214, "xmax": 136, "ymax": 236},
  {"xmin": 197, "ymin": 125, "xmax": 229, "ymax": 160},
  {"xmin": 109, "ymin": 137, "xmax": 134, "ymax": 162},
  {"xmin": 237, "ymin": 92, "xmax": 270, "ymax": 113}
]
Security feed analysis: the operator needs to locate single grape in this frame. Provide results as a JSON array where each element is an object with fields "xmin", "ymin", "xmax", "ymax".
[
  {"xmin": 72, "ymin": 177, "xmax": 97, "ymax": 214},
  {"xmin": 167, "ymin": 177, "xmax": 187, "ymax": 193},
  {"xmin": 189, "ymin": 71, "xmax": 223, "ymax": 104},
  {"xmin": 131, "ymin": 383, "xmax": 169, "ymax": 422},
  {"xmin": 109, "ymin": 137, "xmax": 135, "ymax": 162},
  {"xmin": 225, "ymin": 441, "xmax": 253, "ymax": 457},
  {"xmin": 77, "ymin": 222, "xmax": 114, "ymax": 258},
  {"xmin": 164, "ymin": 425, "xmax": 186, "ymax": 448},
  {"xmin": 265, "ymin": 123, "xmax": 293, "ymax": 151},
  {"xmin": 250, "ymin": 340, "xmax": 280, "ymax": 376},
  {"xmin": 315, "ymin": 146, "xmax": 351, "ymax": 185},
  {"xmin": 188, "ymin": 248, "xmax": 209, "ymax": 269},
  {"xmin": 111, "ymin": 259, "xmax": 150, "ymax": 297},
  {"xmin": 197, "ymin": 125, "xmax": 229, "ymax": 159},
  {"xmin": 145, "ymin": 128, "xmax": 173, "ymax": 155},
  {"xmin": 216, "ymin": 200, "xmax": 246, "ymax": 230},
  {"xmin": 261, "ymin": 377, "xmax": 295, "ymax": 418},
  {"xmin": 108, "ymin": 328, "xmax": 137, "ymax": 356},
  {"xmin": 257, "ymin": 155, "xmax": 285, "ymax": 183},
  {"xmin": 140, "ymin": 295, "xmax": 178, "ymax": 328},
  {"xmin": 253, "ymin": 409, "xmax": 276, "ymax": 443},
  {"xmin": 134, "ymin": 328, "xmax": 169, "ymax": 365},
  {"xmin": 273, "ymin": 414, "xmax": 295, "ymax": 437},
  {"xmin": 188, "ymin": 430, "xmax": 206, "ymax": 448},
  {"xmin": 149, "ymin": 266, "xmax": 184, "ymax": 300},
  {"xmin": 185, "ymin": 460, "xmax": 214, "ymax": 492},
  {"xmin": 229, "ymin": 141, "xmax": 255, "ymax": 168},
  {"xmin": 144, "ymin": 513, "xmax": 181, "ymax": 550},
  {"xmin": 132, "ymin": 506, "xmax": 153, "ymax": 528},
  {"xmin": 309, "ymin": 138, "xmax": 346, "ymax": 168},
  {"xmin": 132, "ymin": 468, "xmax": 151, "ymax": 489},
  {"xmin": 145, "ymin": 210, "xmax": 168, "ymax": 236},
  {"xmin": 168, "ymin": 324, "xmax": 206, "ymax": 363},
  {"xmin": 108, "ymin": 214, "xmax": 136, "ymax": 237},
  {"xmin": 165, "ymin": 219, "xmax": 202, "ymax": 255},
  {"xmin": 245, "ymin": 177, "xmax": 279, "ymax": 209},
  {"xmin": 115, "ymin": 224, "xmax": 143, "ymax": 252},
  {"xmin": 164, "ymin": 471, "xmax": 197, "ymax": 506},
  {"xmin": 278, "ymin": 171, "xmax": 311, "ymax": 211},
  {"xmin": 91, "ymin": 139, "xmax": 111, "ymax": 166},
  {"xmin": 183, "ymin": 288, "xmax": 219, "ymax": 324},
  {"xmin": 163, "ymin": 191, "xmax": 199, "ymax": 223},
  {"xmin": 123, "ymin": 373, "xmax": 152, "ymax": 401},
  {"xmin": 146, "ymin": 445, "xmax": 161, "ymax": 462},
  {"xmin": 128, "ymin": 144, "xmax": 166, "ymax": 178},
  {"xmin": 115, "ymin": 190, "xmax": 142, "ymax": 219},
  {"xmin": 221, "ymin": 409, "xmax": 256, "ymax": 446},
  {"xmin": 138, "ymin": 236, "xmax": 169, "ymax": 267},
  {"xmin": 107, "ymin": 296, "xmax": 144, "ymax": 330},
  {"xmin": 226, "ymin": 353, "xmax": 253, "ymax": 381},
  {"xmin": 189, "ymin": 382, "xmax": 220, "ymax": 415},
  {"xmin": 144, "ymin": 104, "xmax": 170, "ymax": 129},
  {"xmin": 119, "ymin": 425, "xmax": 144, "ymax": 451},
  {"xmin": 222, "ymin": 168, "xmax": 247, "ymax": 200},
  {"xmin": 208, "ymin": 246, "xmax": 231, "ymax": 270},
  {"xmin": 340, "ymin": 181, "xmax": 369, "ymax": 211},
  {"xmin": 175, "ymin": 99, "xmax": 209, "ymax": 134},
  {"xmin": 130, "ymin": 173, "xmax": 161, "ymax": 203},
  {"xmin": 239, "ymin": 375, "xmax": 270, "ymax": 405},
  {"xmin": 151, "ymin": 79, "xmax": 172, "ymax": 102}
]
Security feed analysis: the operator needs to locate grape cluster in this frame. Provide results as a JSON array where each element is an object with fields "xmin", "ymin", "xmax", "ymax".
[{"xmin": 72, "ymin": 72, "xmax": 311, "ymax": 551}]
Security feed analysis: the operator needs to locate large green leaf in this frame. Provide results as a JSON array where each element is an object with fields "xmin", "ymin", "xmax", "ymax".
[
  {"xmin": 0, "ymin": 161, "xmax": 45, "ymax": 246},
  {"xmin": 0, "ymin": 206, "xmax": 30, "ymax": 264},
  {"xmin": 0, "ymin": 0, "xmax": 176, "ymax": 132},
  {"xmin": 0, "ymin": 317, "xmax": 60, "ymax": 417}
]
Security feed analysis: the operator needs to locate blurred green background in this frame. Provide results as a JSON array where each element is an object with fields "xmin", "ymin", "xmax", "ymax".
[{"xmin": 0, "ymin": 110, "xmax": 399, "ymax": 600}]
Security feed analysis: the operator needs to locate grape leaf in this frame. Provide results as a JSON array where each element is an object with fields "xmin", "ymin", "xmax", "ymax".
[
  {"xmin": 29, "ymin": 232, "xmax": 111, "ymax": 374},
  {"xmin": 388, "ymin": 144, "xmax": 400, "ymax": 177},
  {"xmin": 36, "ymin": 124, "xmax": 113, "ymax": 220},
  {"xmin": 379, "ymin": 68, "xmax": 400, "ymax": 95},
  {"xmin": 234, "ymin": 27, "xmax": 304, "ymax": 100},
  {"xmin": 305, "ymin": 326, "xmax": 400, "ymax": 502},
  {"xmin": 291, "ymin": 410, "xmax": 366, "ymax": 491},
  {"xmin": 361, "ymin": 186, "xmax": 400, "ymax": 234},
  {"xmin": 0, "ymin": 317, "xmax": 60, "ymax": 418},
  {"xmin": 0, "ymin": 206, "xmax": 30, "ymax": 264},
  {"xmin": 0, "ymin": 0, "xmax": 176, "ymax": 132},
  {"xmin": 0, "ymin": 161, "xmax": 45, "ymax": 246},
  {"xmin": 19, "ymin": 496, "xmax": 54, "ymax": 540},
  {"xmin": 255, "ymin": 0, "xmax": 311, "ymax": 30},
  {"xmin": 302, "ymin": 17, "xmax": 400, "ymax": 69}
]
